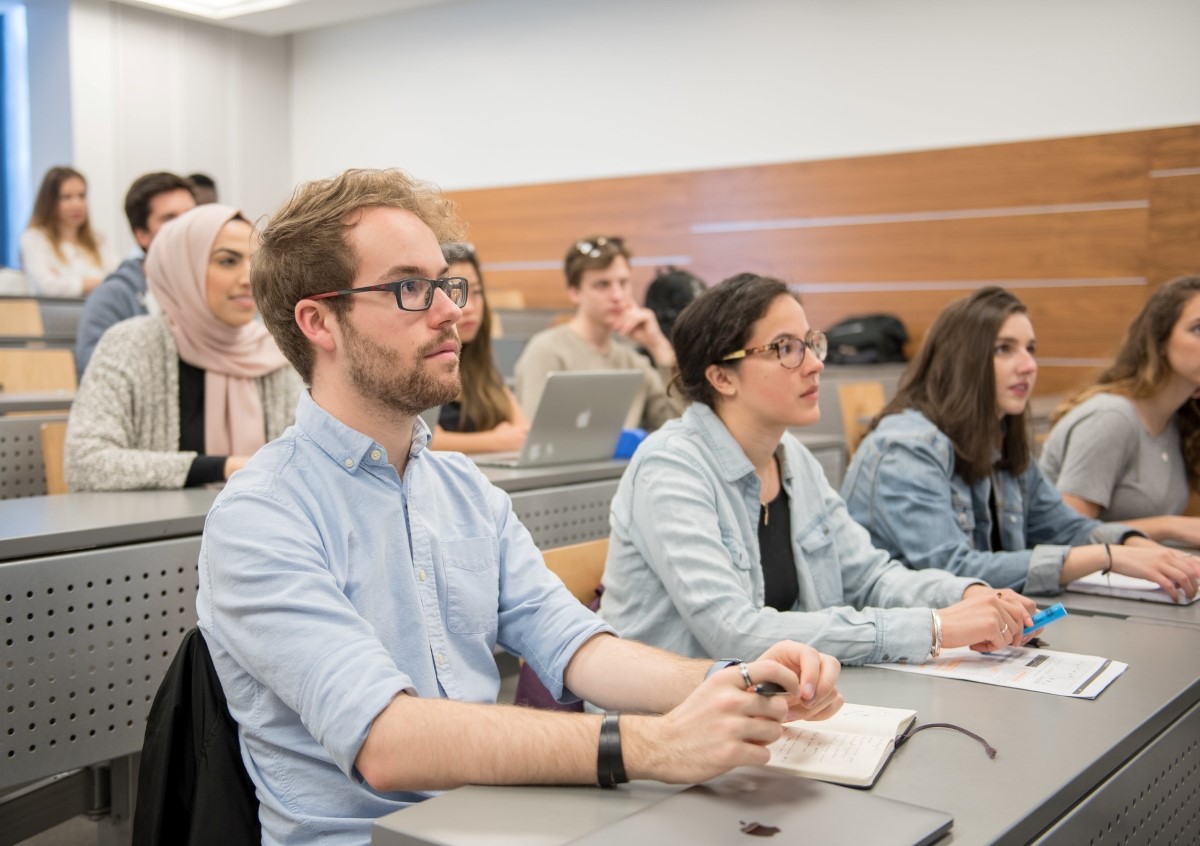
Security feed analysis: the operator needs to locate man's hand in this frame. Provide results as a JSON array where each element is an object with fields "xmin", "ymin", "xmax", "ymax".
[
  {"xmin": 757, "ymin": 641, "xmax": 843, "ymax": 721},
  {"xmin": 612, "ymin": 305, "xmax": 675, "ymax": 367},
  {"xmin": 621, "ymin": 658, "xmax": 801, "ymax": 784}
]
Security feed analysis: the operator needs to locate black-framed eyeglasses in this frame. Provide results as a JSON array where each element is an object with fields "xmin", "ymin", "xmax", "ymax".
[
  {"xmin": 308, "ymin": 277, "xmax": 469, "ymax": 311},
  {"xmin": 719, "ymin": 330, "xmax": 828, "ymax": 369},
  {"xmin": 573, "ymin": 236, "xmax": 625, "ymax": 259}
]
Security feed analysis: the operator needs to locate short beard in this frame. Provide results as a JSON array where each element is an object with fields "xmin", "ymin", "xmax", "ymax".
[{"xmin": 343, "ymin": 320, "xmax": 461, "ymax": 416}]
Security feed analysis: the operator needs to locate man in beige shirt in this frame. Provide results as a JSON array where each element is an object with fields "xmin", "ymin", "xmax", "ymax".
[{"xmin": 514, "ymin": 236, "xmax": 687, "ymax": 430}]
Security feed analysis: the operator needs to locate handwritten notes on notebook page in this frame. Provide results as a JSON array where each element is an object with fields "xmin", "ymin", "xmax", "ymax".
[{"xmin": 764, "ymin": 703, "xmax": 916, "ymax": 788}]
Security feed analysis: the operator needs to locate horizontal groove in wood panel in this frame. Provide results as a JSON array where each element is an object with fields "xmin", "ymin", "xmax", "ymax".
[
  {"xmin": 1150, "ymin": 167, "xmax": 1200, "ymax": 178},
  {"xmin": 484, "ymin": 255, "xmax": 693, "ymax": 273},
  {"xmin": 789, "ymin": 277, "xmax": 1143, "ymax": 294},
  {"xmin": 688, "ymin": 209, "xmax": 1149, "ymax": 283},
  {"xmin": 692, "ymin": 200, "xmax": 1148, "ymax": 234}
]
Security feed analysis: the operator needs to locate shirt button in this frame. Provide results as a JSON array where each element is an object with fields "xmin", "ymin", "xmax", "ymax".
[
  {"xmin": 437, "ymin": 653, "xmax": 446, "ymax": 665},
  {"xmin": 1009, "ymin": 515, "xmax": 1017, "ymax": 523},
  {"xmin": 418, "ymin": 570, "xmax": 427, "ymax": 582},
  {"xmin": 343, "ymin": 458, "xmax": 354, "ymax": 468},
  {"xmin": 370, "ymin": 449, "xmax": 382, "ymax": 461}
]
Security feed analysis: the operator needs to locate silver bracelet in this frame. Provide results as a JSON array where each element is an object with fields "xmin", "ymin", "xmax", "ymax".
[{"xmin": 930, "ymin": 609, "xmax": 943, "ymax": 659}]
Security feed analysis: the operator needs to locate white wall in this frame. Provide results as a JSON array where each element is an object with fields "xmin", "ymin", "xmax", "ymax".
[
  {"xmin": 290, "ymin": 0, "xmax": 1200, "ymax": 191},
  {"xmin": 69, "ymin": 0, "xmax": 292, "ymax": 255}
]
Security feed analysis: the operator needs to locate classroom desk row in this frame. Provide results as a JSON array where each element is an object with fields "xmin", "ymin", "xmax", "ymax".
[
  {"xmin": 376, "ymin": 607, "xmax": 1200, "ymax": 846},
  {"xmin": 0, "ymin": 458, "xmax": 639, "ymax": 843}
]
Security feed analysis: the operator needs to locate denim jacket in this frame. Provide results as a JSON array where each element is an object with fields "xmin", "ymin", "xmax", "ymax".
[
  {"xmin": 599, "ymin": 403, "xmax": 980, "ymax": 665},
  {"xmin": 841, "ymin": 409, "xmax": 1134, "ymax": 595}
]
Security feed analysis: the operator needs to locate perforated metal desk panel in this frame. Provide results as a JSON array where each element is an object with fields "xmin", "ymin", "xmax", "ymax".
[{"xmin": 1, "ymin": 464, "xmax": 627, "ymax": 791}]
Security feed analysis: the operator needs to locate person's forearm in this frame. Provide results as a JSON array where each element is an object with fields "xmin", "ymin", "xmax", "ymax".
[
  {"xmin": 1119, "ymin": 516, "xmax": 1185, "ymax": 543},
  {"xmin": 356, "ymin": 694, "xmax": 600, "ymax": 792},
  {"xmin": 1061, "ymin": 544, "xmax": 1110, "ymax": 583},
  {"xmin": 564, "ymin": 633, "xmax": 708, "ymax": 714}
]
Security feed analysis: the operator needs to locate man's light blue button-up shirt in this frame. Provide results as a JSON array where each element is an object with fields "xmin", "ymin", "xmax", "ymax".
[{"xmin": 198, "ymin": 392, "xmax": 611, "ymax": 846}]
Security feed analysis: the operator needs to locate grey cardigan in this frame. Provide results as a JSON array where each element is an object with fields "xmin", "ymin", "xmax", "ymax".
[{"xmin": 65, "ymin": 316, "xmax": 302, "ymax": 491}]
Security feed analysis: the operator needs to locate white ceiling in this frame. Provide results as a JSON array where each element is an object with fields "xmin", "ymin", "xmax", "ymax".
[{"xmin": 110, "ymin": 0, "xmax": 462, "ymax": 37}]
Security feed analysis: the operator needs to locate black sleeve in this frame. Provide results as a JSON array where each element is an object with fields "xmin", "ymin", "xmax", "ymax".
[{"xmin": 185, "ymin": 456, "xmax": 227, "ymax": 488}]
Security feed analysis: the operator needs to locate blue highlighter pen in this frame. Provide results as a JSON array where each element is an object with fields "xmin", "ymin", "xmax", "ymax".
[{"xmin": 1024, "ymin": 602, "xmax": 1067, "ymax": 636}]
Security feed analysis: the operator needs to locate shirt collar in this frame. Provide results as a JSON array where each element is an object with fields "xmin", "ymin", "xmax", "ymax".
[
  {"xmin": 295, "ymin": 391, "xmax": 431, "ymax": 474},
  {"xmin": 684, "ymin": 402, "xmax": 794, "ymax": 486}
]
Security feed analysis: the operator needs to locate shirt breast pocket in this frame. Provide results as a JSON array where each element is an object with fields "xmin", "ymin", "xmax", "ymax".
[
  {"xmin": 441, "ymin": 537, "xmax": 499, "ymax": 635},
  {"xmin": 722, "ymin": 530, "xmax": 753, "ymax": 572},
  {"xmin": 798, "ymin": 519, "xmax": 833, "ymax": 556}
]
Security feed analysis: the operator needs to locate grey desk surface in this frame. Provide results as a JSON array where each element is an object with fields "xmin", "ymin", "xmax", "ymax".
[
  {"xmin": 0, "ymin": 389, "xmax": 74, "ymax": 413},
  {"xmin": 0, "ymin": 333, "xmax": 75, "ymax": 348},
  {"xmin": 477, "ymin": 459, "xmax": 627, "ymax": 492},
  {"xmin": 1055, "ymin": 588, "xmax": 1200, "ymax": 629},
  {"xmin": 374, "ymin": 613, "xmax": 1200, "ymax": 846},
  {"xmin": 0, "ymin": 460, "xmax": 631, "ymax": 562},
  {"xmin": 0, "ymin": 488, "xmax": 219, "ymax": 562}
]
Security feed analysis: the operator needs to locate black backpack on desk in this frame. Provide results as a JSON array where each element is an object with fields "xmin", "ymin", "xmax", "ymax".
[{"xmin": 824, "ymin": 314, "xmax": 909, "ymax": 364}]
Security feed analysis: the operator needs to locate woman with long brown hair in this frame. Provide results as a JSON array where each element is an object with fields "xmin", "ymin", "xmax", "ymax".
[
  {"xmin": 842, "ymin": 286, "xmax": 1198, "ymax": 601},
  {"xmin": 1040, "ymin": 276, "xmax": 1200, "ymax": 545},
  {"xmin": 601, "ymin": 273, "xmax": 1039, "ymax": 666},
  {"xmin": 20, "ymin": 166, "xmax": 115, "ymax": 296},
  {"xmin": 428, "ymin": 242, "xmax": 529, "ymax": 453}
]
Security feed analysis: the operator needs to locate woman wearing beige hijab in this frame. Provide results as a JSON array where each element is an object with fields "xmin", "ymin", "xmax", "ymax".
[{"xmin": 66, "ymin": 204, "xmax": 302, "ymax": 491}]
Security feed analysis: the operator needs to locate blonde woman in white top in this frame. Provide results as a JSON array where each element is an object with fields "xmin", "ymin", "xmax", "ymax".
[{"xmin": 20, "ymin": 166, "xmax": 116, "ymax": 297}]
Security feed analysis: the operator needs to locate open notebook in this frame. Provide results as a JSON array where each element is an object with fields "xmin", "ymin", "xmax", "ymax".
[
  {"xmin": 763, "ymin": 703, "xmax": 917, "ymax": 788},
  {"xmin": 473, "ymin": 370, "xmax": 642, "ymax": 468},
  {"xmin": 1067, "ymin": 571, "xmax": 1199, "ymax": 605}
]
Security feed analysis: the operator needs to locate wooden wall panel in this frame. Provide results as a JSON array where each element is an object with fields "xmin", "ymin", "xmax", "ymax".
[
  {"xmin": 687, "ymin": 210, "xmax": 1148, "ymax": 284},
  {"xmin": 1146, "ymin": 174, "xmax": 1200, "ymax": 285},
  {"xmin": 686, "ymin": 131, "xmax": 1151, "ymax": 221},
  {"xmin": 444, "ymin": 125, "xmax": 1199, "ymax": 397}
]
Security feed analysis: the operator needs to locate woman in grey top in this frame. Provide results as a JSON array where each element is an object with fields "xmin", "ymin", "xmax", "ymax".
[
  {"xmin": 66, "ymin": 205, "xmax": 301, "ymax": 491},
  {"xmin": 600, "ymin": 273, "xmax": 1038, "ymax": 666},
  {"xmin": 1041, "ymin": 275, "xmax": 1200, "ymax": 546}
]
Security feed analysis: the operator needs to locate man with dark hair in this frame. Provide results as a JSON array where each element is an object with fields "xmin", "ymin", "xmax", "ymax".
[
  {"xmin": 199, "ymin": 168, "xmax": 842, "ymax": 846},
  {"xmin": 187, "ymin": 172, "xmax": 218, "ymax": 204},
  {"xmin": 74, "ymin": 172, "xmax": 196, "ymax": 376},
  {"xmin": 514, "ymin": 236, "xmax": 687, "ymax": 430}
]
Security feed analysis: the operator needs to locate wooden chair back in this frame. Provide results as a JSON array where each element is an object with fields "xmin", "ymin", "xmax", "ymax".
[
  {"xmin": 0, "ymin": 299, "xmax": 44, "ymax": 336},
  {"xmin": 0, "ymin": 349, "xmax": 77, "ymax": 393},
  {"xmin": 837, "ymin": 381, "xmax": 887, "ymax": 458},
  {"xmin": 541, "ymin": 538, "xmax": 609, "ymax": 605},
  {"xmin": 40, "ymin": 421, "xmax": 68, "ymax": 494}
]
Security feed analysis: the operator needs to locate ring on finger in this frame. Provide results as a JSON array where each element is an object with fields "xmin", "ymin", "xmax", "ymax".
[{"xmin": 738, "ymin": 662, "xmax": 754, "ymax": 689}]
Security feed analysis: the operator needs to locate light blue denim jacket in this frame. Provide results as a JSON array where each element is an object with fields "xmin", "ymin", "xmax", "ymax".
[
  {"xmin": 841, "ymin": 409, "xmax": 1135, "ymax": 595},
  {"xmin": 599, "ymin": 403, "xmax": 981, "ymax": 665}
]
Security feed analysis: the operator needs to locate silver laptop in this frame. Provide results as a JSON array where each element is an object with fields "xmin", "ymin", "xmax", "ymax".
[
  {"xmin": 567, "ymin": 770, "xmax": 952, "ymax": 846},
  {"xmin": 473, "ymin": 370, "xmax": 642, "ymax": 468}
]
